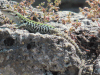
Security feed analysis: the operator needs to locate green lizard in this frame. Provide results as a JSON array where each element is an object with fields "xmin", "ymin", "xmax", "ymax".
[
  {"xmin": 0, "ymin": 9, "xmax": 55, "ymax": 34},
  {"xmin": 0, "ymin": 8, "xmax": 85, "ymax": 55}
]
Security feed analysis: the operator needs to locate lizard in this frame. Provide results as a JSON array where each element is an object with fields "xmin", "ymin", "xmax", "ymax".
[{"xmin": 0, "ymin": 8, "xmax": 85, "ymax": 56}]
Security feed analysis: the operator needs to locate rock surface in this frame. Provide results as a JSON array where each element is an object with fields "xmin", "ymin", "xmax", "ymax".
[{"xmin": 0, "ymin": 27, "xmax": 81, "ymax": 75}]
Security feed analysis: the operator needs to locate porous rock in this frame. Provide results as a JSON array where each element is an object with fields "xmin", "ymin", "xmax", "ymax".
[{"xmin": 0, "ymin": 25, "xmax": 81, "ymax": 75}]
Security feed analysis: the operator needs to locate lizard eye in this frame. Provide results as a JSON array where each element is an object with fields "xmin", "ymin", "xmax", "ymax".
[{"xmin": 24, "ymin": 20, "xmax": 26, "ymax": 23}]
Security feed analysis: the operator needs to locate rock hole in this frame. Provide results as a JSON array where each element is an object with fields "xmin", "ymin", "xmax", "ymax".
[
  {"xmin": 66, "ymin": 61, "xmax": 70, "ymax": 65},
  {"xmin": 4, "ymin": 37, "xmax": 14, "ymax": 46},
  {"xmin": 39, "ymin": 46, "xmax": 42, "ymax": 49},
  {"xmin": 51, "ymin": 71, "xmax": 58, "ymax": 75},
  {"xmin": 27, "ymin": 42, "xmax": 36, "ymax": 49},
  {"xmin": 31, "ymin": 65, "xmax": 34, "ymax": 68},
  {"xmin": 57, "ymin": 39, "xmax": 63, "ymax": 44},
  {"xmin": 27, "ymin": 44, "xmax": 31, "ymax": 49}
]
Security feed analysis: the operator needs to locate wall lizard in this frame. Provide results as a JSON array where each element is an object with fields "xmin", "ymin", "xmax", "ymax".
[{"xmin": 0, "ymin": 8, "xmax": 85, "ymax": 55}]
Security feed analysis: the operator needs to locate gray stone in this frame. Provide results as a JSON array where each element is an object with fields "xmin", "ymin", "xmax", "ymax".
[{"xmin": 0, "ymin": 26, "xmax": 82, "ymax": 75}]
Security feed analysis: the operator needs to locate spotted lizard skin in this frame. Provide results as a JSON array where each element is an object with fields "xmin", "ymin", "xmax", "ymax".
[{"xmin": 15, "ymin": 12, "xmax": 55, "ymax": 34}]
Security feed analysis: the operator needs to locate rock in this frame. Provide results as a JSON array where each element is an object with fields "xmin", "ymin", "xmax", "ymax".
[{"xmin": 0, "ymin": 26, "xmax": 82, "ymax": 75}]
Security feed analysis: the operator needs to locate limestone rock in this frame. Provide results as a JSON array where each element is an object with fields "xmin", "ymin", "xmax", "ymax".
[{"xmin": 0, "ymin": 26, "xmax": 82, "ymax": 75}]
